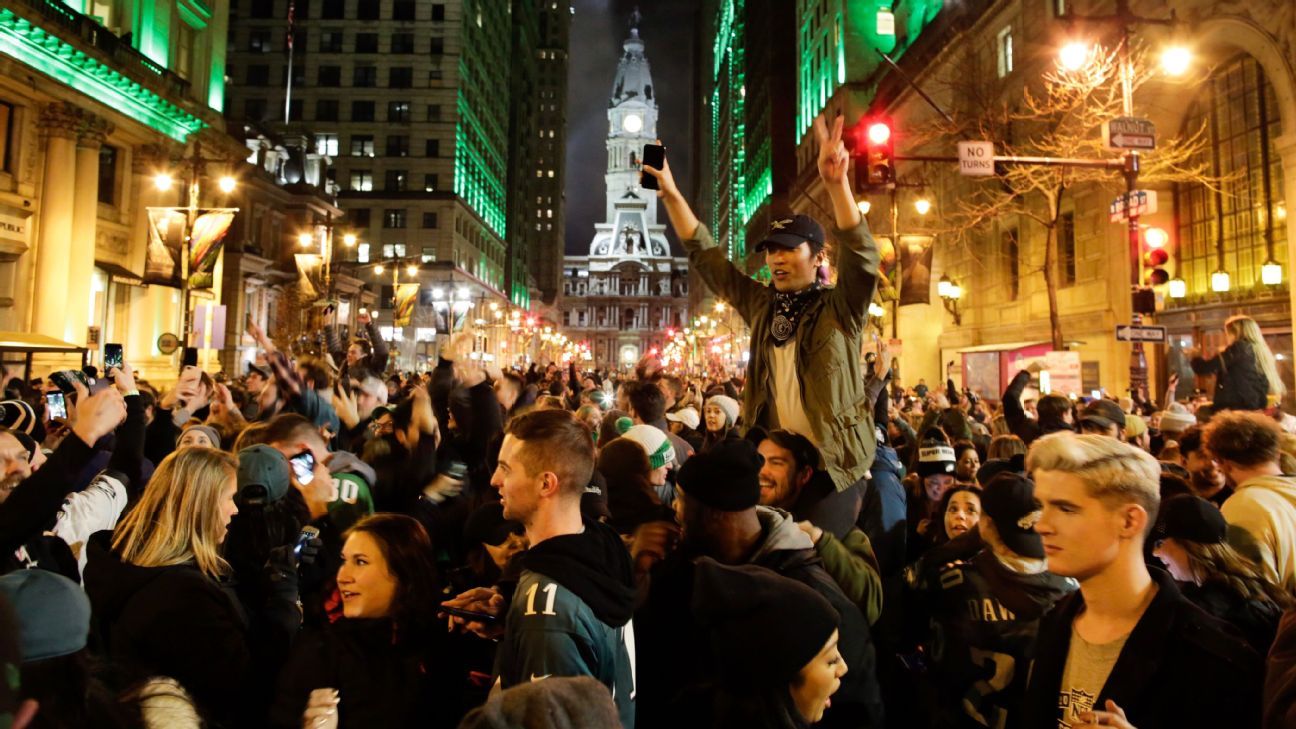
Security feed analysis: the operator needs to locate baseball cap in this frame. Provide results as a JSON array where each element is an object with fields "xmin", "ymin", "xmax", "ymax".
[
  {"xmin": 1079, "ymin": 399, "xmax": 1126, "ymax": 431},
  {"xmin": 754, "ymin": 214, "xmax": 825, "ymax": 255},
  {"xmin": 237, "ymin": 444, "xmax": 291, "ymax": 505},
  {"xmin": 980, "ymin": 473, "xmax": 1045, "ymax": 558},
  {"xmin": 0, "ymin": 569, "xmax": 91, "ymax": 661},
  {"xmin": 665, "ymin": 407, "xmax": 700, "ymax": 431},
  {"xmin": 1156, "ymin": 494, "xmax": 1227, "ymax": 545},
  {"xmin": 246, "ymin": 362, "xmax": 270, "ymax": 379}
]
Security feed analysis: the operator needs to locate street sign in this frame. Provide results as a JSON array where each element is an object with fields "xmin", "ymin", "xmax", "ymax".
[
  {"xmin": 1104, "ymin": 116, "xmax": 1156, "ymax": 150},
  {"xmin": 958, "ymin": 141, "xmax": 995, "ymax": 177},
  {"xmin": 1115, "ymin": 324, "xmax": 1167, "ymax": 343},
  {"xmin": 1109, "ymin": 190, "xmax": 1158, "ymax": 222}
]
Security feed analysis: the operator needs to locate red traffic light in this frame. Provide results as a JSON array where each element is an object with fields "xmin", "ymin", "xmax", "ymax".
[
  {"xmin": 867, "ymin": 122, "xmax": 891, "ymax": 145},
  {"xmin": 1144, "ymin": 249, "xmax": 1169, "ymax": 267}
]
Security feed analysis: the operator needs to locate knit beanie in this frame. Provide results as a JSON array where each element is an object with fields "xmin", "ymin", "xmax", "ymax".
[
  {"xmin": 0, "ymin": 569, "xmax": 91, "ymax": 661},
  {"xmin": 707, "ymin": 395, "xmax": 740, "ymax": 428},
  {"xmin": 178, "ymin": 424, "xmax": 222, "ymax": 449},
  {"xmin": 620, "ymin": 424, "xmax": 675, "ymax": 469},
  {"xmin": 1159, "ymin": 402, "xmax": 1195, "ymax": 435},
  {"xmin": 676, "ymin": 438, "xmax": 763, "ymax": 511},
  {"xmin": 691, "ymin": 557, "xmax": 839, "ymax": 689},
  {"xmin": 457, "ymin": 676, "xmax": 620, "ymax": 729},
  {"xmin": 0, "ymin": 401, "xmax": 36, "ymax": 435},
  {"xmin": 916, "ymin": 439, "xmax": 957, "ymax": 478},
  {"xmin": 1125, "ymin": 413, "xmax": 1148, "ymax": 440}
]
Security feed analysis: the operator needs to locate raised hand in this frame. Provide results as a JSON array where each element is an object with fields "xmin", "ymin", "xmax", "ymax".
[
  {"xmin": 301, "ymin": 688, "xmax": 339, "ymax": 729},
  {"xmin": 110, "ymin": 364, "xmax": 137, "ymax": 395},
  {"xmin": 813, "ymin": 114, "xmax": 850, "ymax": 187}
]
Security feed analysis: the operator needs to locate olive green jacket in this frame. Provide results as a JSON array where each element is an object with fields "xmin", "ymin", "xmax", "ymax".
[{"xmin": 682, "ymin": 221, "xmax": 881, "ymax": 490}]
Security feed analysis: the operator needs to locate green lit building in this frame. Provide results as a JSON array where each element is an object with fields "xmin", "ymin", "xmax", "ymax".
[{"xmin": 0, "ymin": 0, "xmax": 231, "ymax": 376}]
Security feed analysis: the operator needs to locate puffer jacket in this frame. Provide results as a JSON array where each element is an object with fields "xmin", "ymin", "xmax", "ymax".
[
  {"xmin": 1192, "ymin": 340, "xmax": 1271, "ymax": 411},
  {"xmin": 682, "ymin": 222, "xmax": 881, "ymax": 491}
]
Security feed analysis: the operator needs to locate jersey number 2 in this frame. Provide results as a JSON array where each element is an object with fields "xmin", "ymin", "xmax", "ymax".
[{"xmin": 524, "ymin": 582, "xmax": 558, "ymax": 616}]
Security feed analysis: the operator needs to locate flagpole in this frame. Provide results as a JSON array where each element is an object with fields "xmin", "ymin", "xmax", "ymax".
[{"xmin": 283, "ymin": 0, "xmax": 295, "ymax": 124}]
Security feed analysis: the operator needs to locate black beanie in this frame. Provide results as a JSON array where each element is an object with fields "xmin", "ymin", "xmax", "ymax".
[
  {"xmin": 1156, "ymin": 494, "xmax": 1227, "ymax": 545},
  {"xmin": 691, "ymin": 557, "xmax": 839, "ymax": 689},
  {"xmin": 676, "ymin": 439, "xmax": 763, "ymax": 511},
  {"xmin": 916, "ymin": 439, "xmax": 957, "ymax": 479}
]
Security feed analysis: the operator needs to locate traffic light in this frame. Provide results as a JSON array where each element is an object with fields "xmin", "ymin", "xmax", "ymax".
[
  {"xmin": 1141, "ymin": 226, "xmax": 1170, "ymax": 286},
  {"xmin": 846, "ymin": 117, "xmax": 894, "ymax": 189}
]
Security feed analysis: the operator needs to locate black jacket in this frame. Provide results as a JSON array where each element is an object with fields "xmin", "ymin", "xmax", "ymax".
[
  {"xmin": 83, "ymin": 531, "xmax": 253, "ymax": 726},
  {"xmin": 1001, "ymin": 370, "xmax": 1072, "ymax": 446},
  {"xmin": 1192, "ymin": 340, "xmax": 1271, "ymax": 411},
  {"xmin": 1183, "ymin": 580, "xmax": 1283, "ymax": 656},
  {"xmin": 1022, "ymin": 567, "xmax": 1262, "ymax": 729},
  {"xmin": 271, "ymin": 618, "xmax": 461, "ymax": 729},
  {"xmin": 0, "ymin": 433, "xmax": 96, "ymax": 559}
]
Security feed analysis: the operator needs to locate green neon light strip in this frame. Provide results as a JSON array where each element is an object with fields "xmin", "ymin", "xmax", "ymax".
[
  {"xmin": 0, "ymin": 9, "xmax": 205, "ymax": 142},
  {"xmin": 453, "ymin": 92, "xmax": 507, "ymax": 238}
]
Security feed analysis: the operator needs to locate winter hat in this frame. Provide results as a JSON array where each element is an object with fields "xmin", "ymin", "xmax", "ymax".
[
  {"xmin": 975, "ymin": 453, "xmax": 1026, "ymax": 487},
  {"xmin": 676, "ymin": 438, "xmax": 763, "ymax": 511},
  {"xmin": 1125, "ymin": 413, "xmax": 1148, "ymax": 440},
  {"xmin": 916, "ymin": 440, "xmax": 957, "ymax": 478},
  {"xmin": 237, "ymin": 444, "xmax": 291, "ymax": 505},
  {"xmin": 706, "ymin": 395, "xmax": 740, "ymax": 428},
  {"xmin": 980, "ymin": 473, "xmax": 1045, "ymax": 559},
  {"xmin": 1159, "ymin": 402, "xmax": 1195, "ymax": 435},
  {"xmin": 1156, "ymin": 494, "xmax": 1227, "ymax": 545},
  {"xmin": 0, "ymin": 401, "xmax": 36, "ymax": 436},
  {"xmin": 620, "ymin": 424, "xmax": 675, "ymax": 469},
  {"xmin": 1079, "ymin": 399, "xmax": 1126, "ymax": 431},
  {"xmin": 1118, "ymin": 397, "xmax": 1135, "ymax": 414},
  {"xmin": 464, "ymin": 501, "xmax": 523, "ymax": 548},
  {"xmin": 10, "ymin": 432, "xmax": 37, "ymax": 463},
  {"xmin": 457, "ymin": 676, "xmax": 620, "ymax": 729},
  {"xmin": 691, "ymin": 557, "xmax": 839, "ymax": 689},
  {"xmin": 665, "ymin": 407, "xmax": 700, "ymax": 431},
  {"xmin": 178, "ymin": 424, "xmax": 221, "ymax": 449},
  {"xmin": 0, "ymin": 569, "xmax": 91, "ymax": 661}
]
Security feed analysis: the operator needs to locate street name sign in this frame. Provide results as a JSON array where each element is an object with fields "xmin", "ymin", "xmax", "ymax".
[
  {"xmin": 1109, "ymin": 190, "xmax": 1158, "ymax": 222},
  {"xmin": 958, "ymin": 141, "xmax": 995, "ymax": 177},
  {"xmin": 1104, "ymin": 116, "xmax": 1156, "ymax": 150},
  {"xmin": 1115, "ymin": 324, "xmax": 1167, "ymax": 343}
]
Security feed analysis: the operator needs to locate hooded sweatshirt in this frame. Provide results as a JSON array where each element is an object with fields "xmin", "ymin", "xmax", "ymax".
[
  {"xmin": 495, "ymin": 518, "xmax": 637, "ymax": 728},
  {"xmin": 1222, "ymin": 474, "xmax": 1296, "ymax": 594}
]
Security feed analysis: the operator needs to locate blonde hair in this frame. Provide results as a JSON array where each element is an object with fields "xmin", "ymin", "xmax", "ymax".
[
  {"xmin": 112, "ymin": 447, "xmax": 237, "ymax": 578},
  {"xmin": 1026, "ymin": 432, "xmax": 1161, "ymax": 534},
  {"xmin": 1225, "ymin": 315, "xmax": 1285, "ymax": 399}
]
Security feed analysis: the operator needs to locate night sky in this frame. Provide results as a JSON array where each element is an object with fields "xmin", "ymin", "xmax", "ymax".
[{"xmin": 563, "ymin": 0, "xmax": 698, "ymax": 256}]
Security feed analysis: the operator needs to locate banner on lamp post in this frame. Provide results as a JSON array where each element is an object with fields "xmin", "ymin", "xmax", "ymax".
[
  {"xmin": 393, "ymin": 284, "xmax": 419, "ymax": 327},
  {"xmin": 145, "ymin": 208, "xmax": 237, "ymax": 289}
]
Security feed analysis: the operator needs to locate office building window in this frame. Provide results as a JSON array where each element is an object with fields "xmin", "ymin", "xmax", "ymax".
[
  {"xmin": 315, "ymin": 134, "xmax": 338, "ymax": 157},
  {"xmin": 393, "ymin": 1, "xmax": 415, "ymax": 20},
  {"xmin": 384, "ymin": 211, "xmax": 406, "ymax": 229},
  {"xmin": 423, "ymin": 174, "xmax": 438, "ymax": 192},
  {"xmin": 424, "ymin": 139, "xmax": 440, "ymax": 157},
  {"xmin": 382, "ymin": 243, "xmax": 406, "ymax": 257},
  {"xmin": 321, "ymin": 0, "xmax": 344, "ymax": 19},
  {"xmin": 320, "ymin": 31, "xmax": 343, "ymax": 52},
  {"xmin": 244, "ymin": 98, "xmax": 267, "ymax": 120},
  {"xmin": 97, "ymin": 144, "xmax": 118, "ymax": 205},
  {"xmin": 249, "ymin": 30, "xmax": 272, "ymax": 52},
  {"xmin": 385, "ymin": 170, "xmax": 407, "ymax": 191},
  {"xmin": 250, "ymin": 0, "xmax": 274, "ymax": 18},
  {"xmin": 422, "ymin": 212, "xmax": 438, "ymax": 228},
  {"xmin": 246, "ymin": 64, "xmax": 270, "ymax": 86},
  {"xmin": 351, "ymin": 101, "xmax": 375, "ymax": 122},
  {"xmin": 355, "ymin": 33, "xmax": 378, "ymax": 53},
  {"xmin": 350, "ymin": 209, "xmax": 371, "ymax": 227},
  {"xmin": 430, "ymin": 37, "xmax": 444, "ymax": 55},
  {"xmin": 432, "ymin": 4, "xmax": 445, "ymax": 21},
  {"xmin": 997, "ymin": 26, "xmax": 1014, "ymax": 77},
  {"xmin": 388, "ymin": 101, "xmax": 411, "ymax": 123},
  {"xmin": 427, "ymin": 104, "xmax": 441, "ymax": 121},
  {"xmin": 386, "ymin": 135, "xmax": 409, "ymax": 157},
  {"xmin": 421, "ymin": 246, "xmax": 437, "ymax": 262},
  {"xmin": 357, "ymin": 243, "xmax": 370, "ymax": 263},
  {"xmin": 318, "ymin": 65, "xmax": 340, "ymax": 86},
  {"xmin": 350, "ymin": 135, "xmax": 374, "ymax": 156},
  {"xmin": 353, "ymin": 66, "xmax": 376, "ymax": 87},
  {"xmin": 357, "ymin": 2, "xmax": 378, "ymax": 20},
  {"xmin": 391, "ymin": 33, "xmax": 414, "ymax": 53},
  {"xmin": 350, "ymin": 171, "xmax": 373, "ymax": 191},
  {"xmin": 315, "ymin": 99, "xmax": 338, "ymax": 121},
  {"xmin": 389, "ymin": 67, "xmax": 413, "ymax": 88},
  {"xmin": 288, "ymin": 99, "xmax": 303, "ymax": 121}
]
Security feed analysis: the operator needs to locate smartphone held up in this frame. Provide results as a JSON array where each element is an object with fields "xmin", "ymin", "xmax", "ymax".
[{"xmin": 640, "ymin": 143, "xmax": 665, "ymax": 191}]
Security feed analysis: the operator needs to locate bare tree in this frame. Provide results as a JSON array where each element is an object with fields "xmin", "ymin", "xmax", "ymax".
[{"xmin": 921, "ymin": 44, "xmax": 1221, "ymax": 349}]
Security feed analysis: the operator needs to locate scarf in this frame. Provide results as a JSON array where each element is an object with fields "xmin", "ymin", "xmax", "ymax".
[{"xmin": 770, "ymin": 284, "xmax": 822, "ymax": 345}]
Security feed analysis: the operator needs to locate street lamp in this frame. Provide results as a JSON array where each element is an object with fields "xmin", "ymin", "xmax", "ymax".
[
  {"xmin": 1210, "ymin": 269, "xmax": 1231, "ymax": 293},
  {"xmin": 218, "ymin": 175, "xmax": 237, "ymax": 194},
  {"xmin": 1262, "ymin": 260, "xmax": 1284, "ymax": 286},
  {"xmin": 342, "ymin": 233, "xmax": 357, "ymax": 247},
  {"xmin": 153, "ymin": 173, "xmax": 174, "ymax": 191},
  {"xmin": 298, "ymin": 232, "xmax": 314, "ymax": 249},
  {"xmin": 913, "ymin": 197, "xmax": 932, "ymax": 216},
  {"xmin": 1167, "ymin": 277, "xmax": 1186, "ymax": 299},
  {"xmin": 939, "ymin": 274, "xmax": 963, "ymax": 325},
  {"xmin": 1159, "ymin": 46, "xmax": 1192, "ymax": 76},
  {"xmin": 1058, "ymin": 41, "xmax": 1092, "ymax": 71}
]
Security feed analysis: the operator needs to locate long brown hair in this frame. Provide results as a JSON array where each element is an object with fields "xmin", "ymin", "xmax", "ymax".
[
  {"xmin": 342, "ymin": 514, "xmax": 440, "ymax": 637},
  {"xmin": 1181, "ymin": 539, "xmax": 1294, "ymax": 610}
]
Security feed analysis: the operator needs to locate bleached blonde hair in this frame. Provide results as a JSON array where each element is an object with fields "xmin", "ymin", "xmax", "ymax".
[
  {"xmin": 112, "ymin": 447, "xmax": 237, "ymax": 578},
  {"xmin": 1225, "ymin": 315, "xmax": 1285, "ymax": 399},
  {"xmin": 1026, "ymin": 432, "xmax": 1160, "ymax": 534}
]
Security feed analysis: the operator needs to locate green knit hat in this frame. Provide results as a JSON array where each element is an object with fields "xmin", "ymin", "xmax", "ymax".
[{"xmin": 621, "ymin": 424, "xmax": 676, "ymax": 469}]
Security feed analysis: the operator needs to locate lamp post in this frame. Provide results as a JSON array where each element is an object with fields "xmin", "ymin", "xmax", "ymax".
[{"xmin": 938, "ymin": 274, "xmax": 963, "ymax": 325}]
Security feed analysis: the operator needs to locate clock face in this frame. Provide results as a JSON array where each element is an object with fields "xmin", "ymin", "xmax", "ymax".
[{"xmin": 622, "ymin": 113, "xmax": 643, "ymax": 133}]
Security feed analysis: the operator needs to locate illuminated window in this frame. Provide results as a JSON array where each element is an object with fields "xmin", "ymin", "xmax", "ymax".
[
  {"xmin": 384, "ymin": 170, "xmax": 407, "ymax": 191},
  {"xmin": 383, "ymin": 211, "xmax": 407, "ymax": 230},
  {"xmin": 996, "ymin": 26, "xmax": 1014, "ymax": 77},
  {"xmin": 349, "ymin": 171, "xmax": 372, "ymax": 191},
  {"xmin": 424, "ymin": 174, "xmax": 438, "ymax": 192},
  {"xmin": 350, "ymin": 135, "xmax": 374, "ymax": 157},
  {"xmin": 358, "ymin": 243, "xmax": 370, "ymax": 263},
  {"xmin": 316, "ymin": 134, "xmax": 338, "ymax": 156}
]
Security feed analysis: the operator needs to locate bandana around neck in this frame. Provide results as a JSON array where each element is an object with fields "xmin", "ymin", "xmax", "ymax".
[{"xmin": 770, "ymin": 284, "xmax": 822, "ymax": 345}]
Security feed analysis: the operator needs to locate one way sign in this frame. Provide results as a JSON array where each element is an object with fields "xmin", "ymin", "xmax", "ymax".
[{"xmin": 1115, "ymin": 324, "xmax": 1167, "ymax": 343}]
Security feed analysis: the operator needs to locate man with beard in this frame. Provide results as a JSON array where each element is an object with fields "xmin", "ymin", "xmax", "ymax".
[
  {"xmin": 756, "ymin": 429, "xmax": 883, "ymax": 624},
  {"xmin": 1177, "ymin": 425, "xmax": 1232, "ymax": 506}
]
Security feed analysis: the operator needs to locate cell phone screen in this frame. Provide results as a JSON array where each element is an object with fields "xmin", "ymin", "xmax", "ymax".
[
  {"xmin": 45, "ymin": 392, "xmax": 67, "ymax": 420},
  {"xmin": 181, "ymin": 347, "xmax": 199, "ymax": 369},
  {"xmin": 640, "ymin": 144, "xmax": 666, "ymax": 190},
  {"xmin": 290, "ymin": 450, "xmax": 316, "ymax": 485},
  {"xmin": 104, "ymin": 343, "xmax": 123, "ymax": 371}
]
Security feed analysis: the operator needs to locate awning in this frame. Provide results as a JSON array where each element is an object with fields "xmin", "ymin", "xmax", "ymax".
[
  {"xmin": 95, "ymin": 260, "xmax": 143, "ymax": 286},
  {"xmin": 0, "ymin": 332, "xmax": 86, "ymax": 353},
  {"xmin": 954, "ymin": 340, "xmax": 1049, "ymax": 354}
]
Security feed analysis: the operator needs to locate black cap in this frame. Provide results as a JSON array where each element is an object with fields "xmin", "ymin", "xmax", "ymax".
[
  {"xmin": 676, "ymin": 439, "xmax": 763, "ymax": 512},
  {"xmin": 1156, "ymin": 494, "xmax": 1227, "ymax": 544},
  {"xmin": 980, "ymin": 473, "xmax": 1045, "ymax": 558},
  {"xmin": 1079, "ymin": 399, "xmax": 1126, "ymax": 431},
  {"xmin": 754, "ymin": 214, "xmax": 825, "ymax": 255},
  {"xmin": 246, "ymin": 362, "xmax": 270, "ymax": 379},
  {"xmin": 976, "ymin": 453, "xmax": 1026, "ymax": 487}
]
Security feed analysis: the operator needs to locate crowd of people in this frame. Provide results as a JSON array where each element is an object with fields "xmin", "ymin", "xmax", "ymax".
[{"xmin": 0, "ymin": 114, "xmax": 1290, "ymax": 729}]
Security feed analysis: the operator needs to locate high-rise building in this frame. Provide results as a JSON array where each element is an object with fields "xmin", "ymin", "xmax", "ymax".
[
  {"xmin": 559, "ymin": 13, "xmax": 689, "ymax": 367},
  {"xmin": 506, "ymin": 0, "xmax": 541, "ymax": 309},
  {"xmin": 531, "ymin": 0, "xmax": 571, "ymax": 306},
  {"xmin": 0, "ymin": 0, "xmax": 232, "ymax": 377},
  {"xmin": 224, "ymin": 0, "xmax": 540, "ymax": 367}
]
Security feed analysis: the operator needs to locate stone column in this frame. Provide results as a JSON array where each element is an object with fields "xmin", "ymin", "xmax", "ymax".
[
  {"xmin": 1277, "ymin": 133, "xmax": 1296, "ymax": 348},
  {"xmin": 31, "ymin": 103, "xmax": 80, "ymax": 340},
  {"xmin": 66, "ymin": 113, "xmax": 113, "ymax": 346}
]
